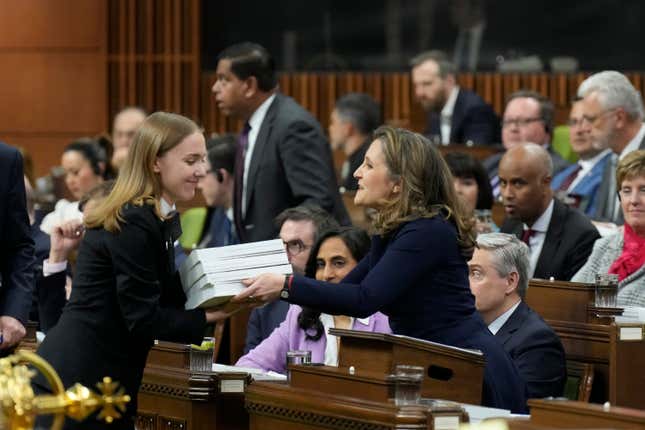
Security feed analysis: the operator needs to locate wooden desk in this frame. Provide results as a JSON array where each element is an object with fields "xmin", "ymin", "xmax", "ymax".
[
  {"xmin": 528, "ymin": 399, "xmax": 645, "ymax": 430},
  {"xmin": 526, "ymin": 279, "xmax": 645, "ymax": 409},
  {"xmin": 137, "ymin": 342, "xmax": 249, "ymax": 430}
]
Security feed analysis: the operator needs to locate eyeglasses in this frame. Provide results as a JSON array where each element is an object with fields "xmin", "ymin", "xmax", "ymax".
[
  {"xmin": 283, "ymin": 239, "xmax": 310, "ymax": 255},
  {"xmin": 501, "ymin": 117, "xmax": 543, "ymax": 128}
]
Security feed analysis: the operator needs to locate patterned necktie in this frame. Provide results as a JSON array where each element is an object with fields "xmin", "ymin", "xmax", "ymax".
[
  {"xmin": 521, "ymin": 228, "xmax": 535, "ymax": 246},
  {"xmin": 233, "ymin": 123, "xmax": 251, "ymax": 241},
  {"xmin": 491, "ymin": 175, "xmax": 501, "ymax": 200}
]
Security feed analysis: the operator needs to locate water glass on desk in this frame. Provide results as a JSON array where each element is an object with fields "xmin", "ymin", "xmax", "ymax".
[
  {"xmin": 595, "ymin": 274, "xmax": 619, "ymax": 308},
  {"xmin": 189, "ymin": 337, "xmax": 215, "ymax": 371},
  {"xmin": 474, "ymin": 209, "xmax": 494, "ymax": 234},
  {"xmin": 391, "ymin": 364, "xmax": 424, "ymax": 406},
  {"xmin": 286, "ymin": 350, "xmax": 311, "ymax": 381}
]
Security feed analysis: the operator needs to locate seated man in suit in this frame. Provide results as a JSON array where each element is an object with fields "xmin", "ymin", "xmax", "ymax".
[
  {"xmin": 244, "ymin": 205, "xmax": 338, "ymax": 353},
  {"xmin": 469, "ymin": 232, "xmax": 566, "ymax": 399},
  {"xmin": 499, "ymin": 143, "xmax": 599, "ymax": 281},
  {"xmin": 577, "ymin": 71, "xmax": 645, "ymax": 225},
  {"xmin": 328, "ymin": 93, "xmax": 381, "ymax": 193},
  {"xmin": 410, "ymin": 50, "xmax": 499, "ymax": 146},
  {"xmin": 484, "ymin": 91, "xmax": 571, "ymax": 199},
  {"xmin": 110, "ymin": 106, "xmax": 147, "ymax": 172},
  {"xmin": 551, "ymin": 98, "xmax": 612, "ymax": 217}
]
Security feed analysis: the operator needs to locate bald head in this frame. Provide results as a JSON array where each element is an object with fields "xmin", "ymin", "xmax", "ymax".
[{"xmin": 498, "ymin": 143, "xmax": 554, "ymax": 226}]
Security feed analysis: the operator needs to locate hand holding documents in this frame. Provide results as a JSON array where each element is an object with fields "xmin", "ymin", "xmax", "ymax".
[{"xmin": 180, "ymin": 239, "xmax": 292, "ymax": 309}]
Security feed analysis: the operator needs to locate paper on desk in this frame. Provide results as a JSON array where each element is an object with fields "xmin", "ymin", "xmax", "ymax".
[
  {"xmin": 460, "ymin": 403, "xmax": 512, "ymax": 424},
  {"xmin": 211, "ymin": 363, "xmax": 287, "ymax": 381},
  {"xmin": 615, "ymin": 306, "xmax": 645, "ymax": 323}
]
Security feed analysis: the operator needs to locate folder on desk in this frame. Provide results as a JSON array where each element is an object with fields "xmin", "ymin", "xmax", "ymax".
[{"xmin": 179, "ymin": 239, "xmax": 292, "ymax": 309}]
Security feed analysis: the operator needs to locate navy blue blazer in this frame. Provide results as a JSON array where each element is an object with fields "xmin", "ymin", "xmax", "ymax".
[
  {"xmin": 551, "ymin": 152, "xmax": 612, "ymax": 217},
  {"xmin": 0, "ymin": 142, "xmax": 35, "ymax": 324},
  {"xmin": 425, "ymin": 89, "xmax": 500, "ymax": 146},
  {"xmin": 244, "ymin": 300, "xmax": 290, "ymax": 354},
  {"xmin": 495, "ymin": 301, "xmax": 566, "ymax": 399},
  {"xmin": 286, "ymin": 217, "xmax": 528, "ymax": 413}
]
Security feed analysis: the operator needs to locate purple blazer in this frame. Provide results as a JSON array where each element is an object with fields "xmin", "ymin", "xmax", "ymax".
[{"xmin": 236, "ymin": 304, "xmax": 391, "ymax": 374}]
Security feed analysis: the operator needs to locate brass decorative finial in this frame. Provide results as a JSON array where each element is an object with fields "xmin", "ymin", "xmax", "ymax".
[{"xmin": 0, "ymin": 350, "xmax": 130, "ymax": 430}]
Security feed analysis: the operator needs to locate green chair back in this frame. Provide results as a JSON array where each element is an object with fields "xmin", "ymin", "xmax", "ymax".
[
  {"xmin": 552, "ymin": 125, "xmax": 578, "ymax": 164},
  {"xmin": 179, "ymin": 207, "xmax": 207, "ymax": 250}
]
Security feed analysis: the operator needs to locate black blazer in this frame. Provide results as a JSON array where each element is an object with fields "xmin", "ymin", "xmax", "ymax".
[
  {"xmin": 495, "ymin": 301, "xmax": 566, "ymax": 399},
  {"xmin": 425, "ymin": 88, "xmax": 500, "ymax": 146},
  {"xmin": 236, "ymin": 93, "xmax": 349, "ymax": 243},
  {"xmin": 36, "ymin": 271, "xmax": 67, "ymax": 333},
  {"xmin": 501, "ymin": 199, "xmax": 600, "ymax": 281},
  {"xmin": 594, "ymin": 135, "xmax": 645, "ymax": 223},
  {"xmin": 0, "ymin": 142, "xmax": 35, "ymax": 324},
  {"xmin": 35, "ymin": 204, "xmax": 206, "ymax": 427}
]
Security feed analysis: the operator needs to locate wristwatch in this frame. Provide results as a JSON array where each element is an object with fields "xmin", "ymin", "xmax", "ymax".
[{"xmin": 280, "ymin": 274, "xmax": 292, "ymax": 299}]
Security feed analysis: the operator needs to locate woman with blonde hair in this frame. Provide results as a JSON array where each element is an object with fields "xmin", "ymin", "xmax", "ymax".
[
  {"xmin": 234, "ymin": 126, "xmax": 528, "ymax": 412},
  {"xmin": 36, "ymin": 112, "xmax": 235, "ymax": 430}
]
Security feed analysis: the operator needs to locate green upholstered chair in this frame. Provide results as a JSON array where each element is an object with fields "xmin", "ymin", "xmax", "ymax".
[
  {"xmin": 552, "ymin": 125, "xmax": 578, "ymax": 164},
  {"xmin": 179, "ymin": 207, "xmax": 207, "ymax": 250},
  {"xmin": 562, "ymin": 361, "xmax": 594, "ymax": 402}
]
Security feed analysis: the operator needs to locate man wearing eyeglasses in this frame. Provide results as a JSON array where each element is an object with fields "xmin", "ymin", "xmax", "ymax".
[
  {"xmin": 551, "ymin": 99, "xmax": 612, "ymax": 217},
  {"xmin": 243, "ymin": 205, "xmax": 339, "ymax": 354},
  {"xmin": 577, "ymin": 71, "xmax": 645, "ymax": 226},
  {"xmin": 483, "ymin": 90, "xmax": 571, "ymax": 199}
]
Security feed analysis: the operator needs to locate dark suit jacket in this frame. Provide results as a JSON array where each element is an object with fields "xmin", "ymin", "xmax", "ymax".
[
  {"xmin": 0, "ymin": 142, "xmax": 35, "ymax": 324},
  {"xmin": 495, "ymin": 301, "xmax": 566, "ymax": 399},
  {"xmin": 287, "ymin": 217, "xmax": 528, "ymax": 413},
  {"xmin": 501, "ymin": 199, "xmax": 600, "ymax": 281},
  {"xmin": 243, "ymin": 300, "xmax": 290, "ymax": 354},
  {"xmin": 36, "ymin": 271, "xmax": 67, "ymax": 333},
  {"xmin": 484, "ymin": 146, "xmax": 571, "ymax": 180},
  {"xmin": 594, "ymin": 135, "xmax": 645, "ymax": 223},
  {"xmin": 236, "ymin": 94, "xmax": 349, "ymax": 242},
  {"xmin": 425, "ymin": 88, "xmax": 500, "ymax": 146},
  {"xmin": 36, "ymin": 204, "xmax": 206, "ymax": 426}
]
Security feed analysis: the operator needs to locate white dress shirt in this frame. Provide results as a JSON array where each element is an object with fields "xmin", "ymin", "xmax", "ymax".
[
  {"xmin": 525, "ymin": 199, "xmax": 555, "ymax": 278},
  {"xmin": 242, "ymin": 94, "xmax": 276, "ymax": 216},
  {"xmin": 488, "ymin": 300, "xmax": 521, "ymax": 335},
  {"xmin": 440, "ymin": 87, "xmax": 460, "ymax": 145},
  {"xmin": 319, "ymin": 313, "xmax": 370, "ymax": 366}
]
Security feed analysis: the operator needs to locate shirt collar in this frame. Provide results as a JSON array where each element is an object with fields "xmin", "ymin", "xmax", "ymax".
[
  {"xmin": 620, "ymin": 123, "xmax": 645, "ymax": 159},
  {"xmin": 579, "ymin": 149, "xmax": 611, "ymax": 170},
  {"xmin": 525, "ymin": 198, "xmax": 554, "ymax": 233},
  {"xmin": 160, "ymin": 198, "xmax": 176, "ymax": 217},
  {"xmin": 248, "ymin": 94, "xmax": 276, "ymax": 132},
  {"xmin": 488, "ymin": 300, "xmax": 521, "ymax": 335},
  {"xmin": 441, "ymin": 87, "xmax": 460, "ymax": 118}
]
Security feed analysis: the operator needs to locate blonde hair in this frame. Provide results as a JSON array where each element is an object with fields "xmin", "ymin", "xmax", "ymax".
[
  {"xmin": 372, "ymin": 126, "xmax": 476, "ymax": 253},
  {"xmin": 84, "ymin": 112, "xmax": 201, "ymax": 232},
  {"xmin": 616, "ymin": 149, "xmax": 645, "ymax": 188}
]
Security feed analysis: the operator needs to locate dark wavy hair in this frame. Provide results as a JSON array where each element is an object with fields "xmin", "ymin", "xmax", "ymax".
[
  {"xmin": 297, "ymin": 226, "xmax": 371, "ymax": 341},
  {"xmin": 444, "ymin": 152, "xmax": 494, "ymax": 211},
  {"xmin": 64, "ymin": 136, "xmax": 114, "ymax": 180}
]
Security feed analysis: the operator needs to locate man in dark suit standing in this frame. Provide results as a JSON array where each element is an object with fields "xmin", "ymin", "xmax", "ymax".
[
  {"xmin": 411, "ymin": 50, "xmax": 499, "ymax": 146},
  {"xmin": 0, "ymin": 142, "xmax": 35, "ymax": 352},
  {"xmin": 469, "ymin": 232, "xmax": 565, "ymax": 399},
  {"xmin": 212, "ymin": 42, "xmax": 348, "ymax": 243},
  {"xmin": 576, "ymin": 71, "xmax": 645, "ymax": 225},
  {"xmin": 499, "ymin": 143, "xmax": 599, "ymax": 281}
]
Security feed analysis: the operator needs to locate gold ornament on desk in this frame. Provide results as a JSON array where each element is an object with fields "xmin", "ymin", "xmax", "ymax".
[{"xmin": 0, "ymin": 350, "xmax": 130, "ymax": 430}]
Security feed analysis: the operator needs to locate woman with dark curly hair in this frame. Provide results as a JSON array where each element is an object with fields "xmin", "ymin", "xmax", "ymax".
[
  {"xmin": 234, "ymin": 126, "xmax": 528, "ymax": 412},
  {"xmin": 236, "ymin": 226, "xmax": 390, "ymax": 373}
]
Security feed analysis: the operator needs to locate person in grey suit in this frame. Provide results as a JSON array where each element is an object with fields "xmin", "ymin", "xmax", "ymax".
[
  {"xmin": 483, "ymin": 91, "xmax": 570, "ymax": 199},
  {"xmin": 469, "ymin": 233, "xmax": 565, "ymax": 400},
  {"xmin": 211, "ymin": 42, "xmax": 348, "ymax": 243},
  {"xmin": 572, "ymin": 151, "xmax": 645, "ymax": 306},
  {"xmin": 576, "ymin": 71, "xmax": 645, "ymax": 225},
  {"xmin": 499, "ymin": 143, "xmax": 599, "ymax": 281}
]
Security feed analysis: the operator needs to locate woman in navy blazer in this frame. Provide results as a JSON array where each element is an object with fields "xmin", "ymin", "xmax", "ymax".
[
  {"xmin": 235, "ymin": 126, "xmax": 528, "ymax": 413},
  {"xmin": 35, "ymin": 112, "xmax": 237, "ymax": 430}
]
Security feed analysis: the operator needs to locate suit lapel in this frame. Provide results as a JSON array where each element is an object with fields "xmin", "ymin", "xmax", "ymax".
[
  {"xmin": 244, "ymin": 95, "xmax": 279, "ymax": 215},
  {"xmin": 534, "ymin": 200, "xmax": 564, "ymax": 279},
  {"xmin": 495, "ymin": 301, "xmax": 527, "ymax": 346}
]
